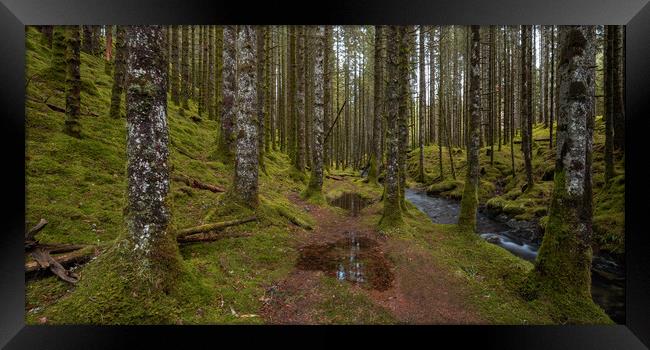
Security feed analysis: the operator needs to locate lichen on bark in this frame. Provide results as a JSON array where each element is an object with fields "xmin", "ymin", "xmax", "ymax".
[{"xmin": 124, "ymin": 26, "xmax": 180, "ymax": 285}]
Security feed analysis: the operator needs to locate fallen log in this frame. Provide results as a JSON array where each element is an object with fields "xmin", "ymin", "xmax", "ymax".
[
  {"xmin": 175, "ymin": 216, "xmax": 257, "ymax": 238},
  {"xmin": 326, "ymin": 175, "xmax": 343, "ymax": 181},
  {"xmin": 177, "ymin": 232, "xmax": 253, "ymax": 244},
  {"xmin": 26, "ymin": 246, "xmax": 97, "ymax": 283},
  {"xmin": 38, "ymin": 243, "xmax": 89, "ymax": 255},
  {"xmin": 276, "ymin": 206, "xmax": 313, "ymax": 230},
  {"xmin": 172, "ymin": 174, "xmax": 225, "ymax": 193}
]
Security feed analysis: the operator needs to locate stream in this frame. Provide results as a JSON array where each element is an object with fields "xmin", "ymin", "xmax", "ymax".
[{"xmin": 405, "ymin": 188, "xmax": 625, "ymax": 324}]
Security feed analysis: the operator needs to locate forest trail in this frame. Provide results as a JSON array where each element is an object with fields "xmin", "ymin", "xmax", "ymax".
[{"xmin": 260, "ymin": 187, "xmax": 483, "ymax": 324}]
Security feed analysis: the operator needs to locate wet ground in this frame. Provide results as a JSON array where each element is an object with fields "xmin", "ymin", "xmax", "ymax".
[
  {"xmin": 296, "ymin": 231, "xmax": 394, "ymax": 291},
  {"xmin": 405, "ymin": 188, "xmax": 625, "ymax": 324},
  {"xmin": 329, "ymin": 192, "xmax": 368, "ymax": 217}
]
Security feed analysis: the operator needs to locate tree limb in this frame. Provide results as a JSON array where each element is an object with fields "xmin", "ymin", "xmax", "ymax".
[{"xmin": 175, "ymin": 216, "xmax": 258, "ymax": 238}]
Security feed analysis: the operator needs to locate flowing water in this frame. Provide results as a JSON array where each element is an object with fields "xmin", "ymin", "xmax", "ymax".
[{"xmin": 405, "ymin": 188, "xmax": 625, "ymax": 324}]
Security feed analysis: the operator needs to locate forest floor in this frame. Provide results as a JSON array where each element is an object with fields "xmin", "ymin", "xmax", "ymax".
[
  {"xmin": 261, "ymin": 188, "xmax": 482, "ymax": 324},
  {"xmin": 24, "ymin": 27, "xmax": 612, "ymax": 325}
]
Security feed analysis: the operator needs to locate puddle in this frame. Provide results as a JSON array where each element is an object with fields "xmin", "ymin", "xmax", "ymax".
[
  {"xmin": 329, "ymin": 193, "xmax": 368, "ymax": 217},
  {"xmin": 296, "ymin": 232, "xmax": 393, "ymax": 291}
]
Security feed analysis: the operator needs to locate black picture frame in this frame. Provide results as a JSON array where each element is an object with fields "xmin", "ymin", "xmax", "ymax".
[{"xmin": 1, "ymin": 0, "xmax": 649, "ymax": 348}]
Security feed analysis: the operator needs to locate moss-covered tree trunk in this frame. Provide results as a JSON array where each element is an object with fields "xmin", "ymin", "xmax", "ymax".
[
  {"xmin": 295, "ymin": 26, "xmax": 306, "ymax": 172},
  {"xmin": 368, "ymin": 26, "xmax": 383, "ymax": 184},
  {"xmin": 215, "ymin": 26, "xmax": 223, "ymax": 124},
  {"xmin": 612, "ymin": 25, "xmax": 624, "ymax": 152},
  {"xmin": 380, "ymin": 26, "xmax": 403, "ymax": 227},
  {"xmin": 232, "ymin": 25, "xmax": 259, "ymax": 207},
  {"xmin": 520, "ymin": 25, "xmax": 534, "ymax": 191},
  {"xmin": 323, "ymin": 26, "xmax": 332, "ymax": 169},
  {"xmin": 170, "ymin": 25, "xmax": 180, "ymax": 106},
  {"xmin": 200, "ymin": 26, "xmax": 209, "ymax": 118},
  {"xmin": 50, "ymin": 26, "xmax": 67, "ymax": 91},
  {"xmin": 418, "ymin": 26, "xmax": 426, "ymax": 182},
  {"xmin": 109, "ymin": 26, "xmax": 127, "ymax": 119},
  {"xmin": 124, "ymin": 25, "xmax": 179, "ymax": 285},
  {"xmin": 82, "ymin": 25, "xmax": 93, "ymax": 54},
  {"xmin": 64, "ymin": 25, "xmax": 81, "ymax": 139},
  {"xmin": 604, "ymin": 26, "xmax": 615, "ymax": 183},
  {"xmin": 533, "ymin": 25, "xmax": 596, "ymax": 299},
  {"xmin": 181, "ymin": 25, "xmax": 190, "ymax": 111},
  {"xmin": 207, "ymin": 26, "xmax": 215, "ymax": 120},
  {"xmin": 306, "ymin": 26, "xmax": 325, "ymax": 198},
  {"xmin": 218, "ymin": 26, "xmax": 237, "ymax": 160},
  {"xmin": 458, "ymin": 25, "xmax": 482, "ymax": 232},
  {"xmin": 256, "ymin": 26, "xmax": 267, "ymax": 169},
  {"xmin": 398, "ymin": 26, "xmax": 412, "ymax": 209}
]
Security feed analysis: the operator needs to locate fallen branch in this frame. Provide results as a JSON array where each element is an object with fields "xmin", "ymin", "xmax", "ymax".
[
  {"xmin": 326, "ymin": 175, "xmax": 343, "ymax": 181},
  {"xmin": 177, "ymin": 232, "xmax": 253, "ymax": 244},
  {"xmin": 513, "ymin": 138, "xmax": 550, "ymax": 144},
  {"xmin": 26, "ymin": 246, "xmax": 97, "ymax": 283},
  {"xmin": 38, "ymin": 243, "xmax": 89, "ymax": 255},
  {"xmin": 46, "ymin": 103, "xmax": 66, "ymax": 113},
  {"xmin": 172, "ymin": 174, "xmax": 225, "ymax": 193},
  {"xmin": 175, "ymin": 216, "xmax": 258, "ymax": 238},
  {"xmin": 25, "ymin": 219, "xmax": 48, "ymax": 242}
]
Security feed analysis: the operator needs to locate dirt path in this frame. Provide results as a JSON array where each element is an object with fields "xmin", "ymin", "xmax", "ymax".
[{"xmin": 260, "ymin": 190, "xmax": 483, "ymax": 324}]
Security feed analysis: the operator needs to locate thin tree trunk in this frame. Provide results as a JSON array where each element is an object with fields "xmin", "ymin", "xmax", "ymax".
[{"xmin": 64, "ymin": 25, "xmax": 81, "ymax": 138}]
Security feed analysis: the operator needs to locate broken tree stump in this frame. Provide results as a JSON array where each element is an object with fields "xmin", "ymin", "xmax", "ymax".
[
  {"xmin": 175, "ymin": 216, "xmax": 258, "ymax": 239},
  {"xmin": 172, "ymin": 174, "xmax": 226, "ymax": 193}
]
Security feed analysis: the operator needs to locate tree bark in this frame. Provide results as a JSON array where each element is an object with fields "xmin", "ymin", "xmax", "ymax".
[
  {"xmin": 533, "ymin": 25, "xmax": 596, "ymax": 298},
  {"xmin": 218, "ymin": 26, "xmax": 237, "ymax": 160},
  {"xmin": 109, "ymin": 26, "xmax": 127, "ymax": 119},
  {"xmin": 232, "ymin": 25, "xmax": 260, "ymax": 207},
  {"xmin": 380, "ymin": 26, "xmax": 403, "ymax": 226},
  {"xmin": 64, "ymin": 25, "xmax": 81, "ymax": 138},
  {"xmin": 124, "ymin": 25, "xmax": 179, "ymax": 282},
  {"xmin": 458, "ymin": 25, "xmax": 481, "ymax": 232},
  {"xmin": 306, "ymin": 26, "xmax": 326, "ymax": 196}
]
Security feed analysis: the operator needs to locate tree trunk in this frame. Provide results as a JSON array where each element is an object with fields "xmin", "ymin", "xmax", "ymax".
[
  {"xmin": 181, "ymin": 25, "xmax": 190, "ymax": 111},
  {"xmin": 612, "ymin": 25, "xmax": 625, "ymax": 152},
  {"xmin": 124, "ymin": 25, "xmax": 179, "ymax": 285},
  {"xmin": 534, "ymin": 25, "xmax": 596, "ymax": 299},
  {"xmin": 418, "ymin": 26, "xmax": 426, "ymax": 182},
  {"xmin": 218, "ymin": 26, "xmax": 237, "ymax": 160},
  {"xmin": 64, "ymin": 25, "xmax": 81, "ymax": 138},
  {"xmin": 232, "ymin": 25, "xmax": 259, "ymax": 207},
  {"xmin": 380, "ymin": 26, "xmax": 403, "ymax": 226},
  {"xmin": 520, "ymin": 25, "xmax": 534, "ymax": 191},
  {"xmin": 170, "ymin": 25, "xmax": 180, "ymax": 106},
  {"xmin": 306, "ymin": 26, "xmax": 326, "ymax": 197},
  {"xmin": 458, "ymin": 25, "xmax": 481, "ymax": 232},
  {"xmin": 295, "ymin": 26, "xmax": 306, "ymax": 172},
  {"xmin": 109, "ymin": 26, "xmax": 127, "ymax": 119},
  {"xmin": 604, "ymin": 25, "xmax": 615, "ymax": 183}
]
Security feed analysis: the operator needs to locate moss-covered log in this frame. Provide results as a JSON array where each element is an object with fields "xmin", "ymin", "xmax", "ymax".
[{"xmin": 175, "ymin": 216, "xmax": 257, "ymax": 238}]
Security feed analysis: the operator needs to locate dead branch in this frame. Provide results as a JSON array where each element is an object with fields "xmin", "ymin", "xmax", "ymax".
[
  {"xmin": 26, "ymin": 246, "xmax": 97, "ymax": 283},
  {"xmin": 177, "ymin": 232, "xmax": 253, "ymax": 244},
  {"xmin": 25, "ymin": 219, "xmax": 48, "ymax": 242},
  {"xmin": 172, "ymin": 174, "xmax": 226, "ymax": 193},
  {"xmin": 326, "ymin": 175, "xmax": 343, "ymax": 181},
  {"xmin": 175, "ymin": 216, "xmax": 258, "ymax": 238}
]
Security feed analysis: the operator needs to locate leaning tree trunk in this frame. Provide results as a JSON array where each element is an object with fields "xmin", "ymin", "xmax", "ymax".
[
  {"xmin": 124, "ymin": 25, "xmax": 179, "ymax": 286},
  {"xmin": 109, "ymin": 26, "xmax": 127, "ymax": 119},
  {"xmin": 380, "ymin": 26, "xmax": 403, "ymax": 227},
  {"xmin": 231, "ymin": 25, "xmax": 259, "ymax": 207},
  {"xmin": 64, "ymin": 25, "xmax": 81, "ymax": 138},
  {"xmin": 533, "ymin": 25, "xmax": 596, "ymax": 299},
  {"xmin": 458, "ymin": 25, "xmax": 481, "ymax": 233},
  {"xmin": 218, "ymin": 26, "xmax": 237, "ymax": 160},
  {"xmin": 306, "ymin": 26, "xmax": 325, "ymax": 197}
]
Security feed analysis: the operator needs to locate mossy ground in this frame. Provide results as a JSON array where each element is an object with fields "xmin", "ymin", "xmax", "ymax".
[
  {"xmin": 25, "ymin": 27, "xmax": 613, "ymax": 325},
  {"xmin": 407, "ymin": 119, "xmax": 625, "ymax": 257}
]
